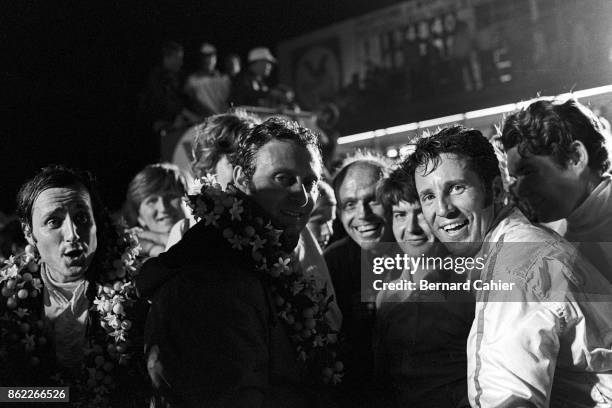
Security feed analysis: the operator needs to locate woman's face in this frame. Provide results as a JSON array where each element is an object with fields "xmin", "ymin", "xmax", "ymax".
[
  {"xmin": 137, "ymin": 190, "xmax": 185, "ymax": 234},
  {"xmin": 214, "ymin": 155, "xmax": 234, "ymax": 188},
  {"xmin": 27, "ymin": 186, "xmax": 97, "ymax": 283}
]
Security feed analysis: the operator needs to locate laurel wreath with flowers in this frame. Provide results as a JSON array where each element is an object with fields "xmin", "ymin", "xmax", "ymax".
[
  {"xmin": 187, "ymin": 174, "xmax": 344, "ymax": 385},
  {"xmin": 0, "ymin": 221, "xmax": 144, "ymax": 407}
]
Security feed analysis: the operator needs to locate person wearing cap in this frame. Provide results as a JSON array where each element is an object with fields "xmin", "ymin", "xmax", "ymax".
[
  {"xmin": 184, "ymin": 42, "xmax": 231, "ymax": 116},
  {"xmin": 229, "ymin": 46, "xmax": 276, "ymax": 107}
]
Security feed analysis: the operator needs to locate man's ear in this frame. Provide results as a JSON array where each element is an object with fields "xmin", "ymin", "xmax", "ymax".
[
  {"xmin": 568, "ymin": 140, "xmax": 589, "ymax": 172},
  {"xmin": 233, "ymin": 165, "xmax": 251, "ymax": 194},
  {"xmin": 22, "ymin": 223, "xmax": 36, "ymax": 246}
]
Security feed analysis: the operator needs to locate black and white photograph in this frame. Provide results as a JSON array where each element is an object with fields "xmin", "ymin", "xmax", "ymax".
[{"xmin": 2, "ymin": 0, "xmax": 612, "ymax": 406}]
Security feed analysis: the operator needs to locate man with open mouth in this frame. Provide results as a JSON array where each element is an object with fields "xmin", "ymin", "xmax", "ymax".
[
  {"xmin": 403, "ymin": 125, "xmax": 612, "ymax": 407},
  {"xmin": 324, "ymin": 151, "xmax": 395, "ymax": 406}
]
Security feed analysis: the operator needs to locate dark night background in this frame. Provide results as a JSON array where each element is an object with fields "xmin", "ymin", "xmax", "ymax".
[{"xmin": 2, "ymin": 0, "xmax": 403, "ymax": 214}]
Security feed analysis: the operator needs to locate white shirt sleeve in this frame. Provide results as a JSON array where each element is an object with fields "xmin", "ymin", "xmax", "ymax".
[{"xmin": 468, "ymin": 299, "xmax": 562, "ymax": 407}]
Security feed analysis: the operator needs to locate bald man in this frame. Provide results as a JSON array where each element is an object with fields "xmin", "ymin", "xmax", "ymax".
[{"xmin": 324, "ymin": 153, "xmax": 395, "ymax": 406}]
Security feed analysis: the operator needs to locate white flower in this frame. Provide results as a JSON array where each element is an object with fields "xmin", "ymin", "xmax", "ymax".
[
  {"xmin": 14, "ymin": 308, "xmax": 30, "ymax": 318},
  {"xmin": 31, "ymin": 278, "xmax": 43, "ymax": 291},
  {"xmin": 228, "ymin": 235, "xmax": 245, "ymax": 250},
  {"xmin": 0, "ymin": 263, "xmax": 18, "ymax": 283},
  {"xmin": 229, "ymin": 200, "xmax": 244, "ymax": 221},
  {"xmin": 202, "ymin": 173, "xmax": 218, "ymax": 186},
  {"xmin": 312, "ymin": 334, "xmax": 326, "ymax": 347},
  {"xmin": 22, "ymin": 334, "xmax": 36, "ymax": 351},
  {"xmin": 107, "ymin": 315, "xmax": 121, "ymax": 329},
  {"xmin": 272, "ymin": 257, "xmax": 291, "ymax": 276},
  {"xmin": 93, "ymin": 298, "xmax": 110, "ymax": 313},
  {"xmin": 110, "ymin": 330, "xmax": 126, "ymax": 342},
  {"xmin": 251, "ymin": 235, "xmax": 267, "ymax": 252},
  {"xmin": 203, "ymin": 212, "xmax": 220, "ymax": 227},
  {"xmin": 189, "ymin": 178, "xmax": 204, "ymax": 194}
]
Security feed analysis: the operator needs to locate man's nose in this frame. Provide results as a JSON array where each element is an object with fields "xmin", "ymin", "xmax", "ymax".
[
  {"xmin": 406, "ymin": 213, "xmax": 424, "ymax": 235},
  {"xmin": 434, "ymin": 195, "xmax": 457, "ymax": 218},
  {"xmin": 62, "ymin": 215, "xmax": 80, "ymax": 242},
  {"xmin": 356, "ymin": 201, "xmax": 374, "ymax": 219},
  {"xmin": 289, "ymin": 183, "xmax": 309, "ymax": 208}
]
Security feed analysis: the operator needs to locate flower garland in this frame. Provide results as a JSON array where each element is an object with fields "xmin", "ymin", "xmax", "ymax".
[
  {"xmin": 187, "ymin": 175, "xmax": 344, "ymax": 385},
  {"xmin": 0, "ymin": 221, "xmax": 143, "ymax": 407}
]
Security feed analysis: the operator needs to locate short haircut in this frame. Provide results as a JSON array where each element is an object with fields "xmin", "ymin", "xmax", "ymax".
[
  {"xmin": 501, "ymin": 98, "xmax": 610, "ymax": 174},
  {"xmin": 402, "ymin": 125, "xmax": 500, "ymax": 199},
  {"xmin": 191, "ymin": 111, "xmax": 259, "ymax": 178},
  {"xmin": 161, "ymin": 41, "xmax": 183, "ymax": 59},
  {"xmin": 123, "ymin": 163, "xmax": 188, "ymax": 227},
  {"xmin": 377, "ymin": 167, "xmax": 418, "ymax": 210},
  {"xmin": 332, "ymin": 150, "xmax": 394, "ymax": 201},
  {"xmin": 17, "ymin": 165, "xmax": 105, "ymax": 232},
  {"xmin": 233, "ymin": 117, "xmax": 322, "ymax": 180}
]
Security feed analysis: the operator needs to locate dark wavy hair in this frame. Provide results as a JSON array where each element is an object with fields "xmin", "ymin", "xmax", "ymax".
[
  {"xmin": 377, "ymin": 167, "xmax": 418, "ymax": 210},
  {"xmin": 191, "ymin": 111, "xmax": 259, "ymax": 178},
  {"xmin": 16, "ymin": 165, "xmax": 110, "ymax": 290},
  {"xmin": 501, "ymin": 98, "xmax": 609, "ymax": 174},
  {"xmin": 17, "ymin": 165, "xmax": 105, "ymax": 234},
  {"xmin": 402, "ymin": 126, "xmax": 500, "ymax": 202},
  {"xmin": 233, "ymin": 116, "xmax": 322, "ymax": 180}
]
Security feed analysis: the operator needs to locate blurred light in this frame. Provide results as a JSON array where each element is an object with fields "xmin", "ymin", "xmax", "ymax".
[
  {"xmin": 499, "ymin": 74, "xmax": 512, "ymax": 83},
  {"xmin": 418, "ymin": 114, "xmax": 465, "ymax": 129},
  {"xmin": 385, "ymin": 122, "xmax": 419, "ymax": 134},
  {"xmin": 464, "ymin": 103, "xmax": 517, "ymax": 119},
  {"xmin": 386, "ymin": 148, "xmax": 398, "ymax": 158},
  {"xmin": 572, "ymin": 85, "xmax": 612, "ymax": 99},
  {"xmin": 497, "ymin": 61, "xmax": 512, "ymax": 69},
  {"xmin": 337, "ymin": 131, "xmax": 375, "ymax": 144},
  {"xmin": 337, "ymin": 85, "xmax": 612, "ymax": 145}
]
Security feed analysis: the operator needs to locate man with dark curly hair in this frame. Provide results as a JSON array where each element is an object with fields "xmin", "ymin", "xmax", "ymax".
[
  {"xmin": 502, "ymin": 98, "xmax": 612, "ymax": 284},
  {"xmin": 403, "ymin": 125, "xmax": 612, "ymax": 407},
  {"xmin": 140, "ymin": 118, "xmax": 340, "ymax": 407}
]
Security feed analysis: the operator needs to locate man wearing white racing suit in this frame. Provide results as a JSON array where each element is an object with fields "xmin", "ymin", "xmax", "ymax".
[{"xmin": 402, "ymin": 125, "xmax": 612, "ymax": 407}]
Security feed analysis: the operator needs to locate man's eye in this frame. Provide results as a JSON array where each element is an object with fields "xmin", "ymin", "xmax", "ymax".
[
  {"xmin": 75, "ymin": 213, "xmax": 90, "ymax": 225},
  {"xmin": 450, "ymin": 185, "xmax": 466, "ymax": 194},
  {"xmin": 421, "ymin": 194, "xmax": 434, "ymax": 203},
  {"xmin": 344, "ymin": 201, "xmax": 356, "ymax": 211},
  {"xmin": 393, "ymin": 212, "xmax": 406, "ymax": 219},
  {"xmin": 275, "ymin": 174, "xmax": 295, "ymax": 187},
  {"xmin": 46, "ymin": 218, "xmax": 61, "ymax": 228}
]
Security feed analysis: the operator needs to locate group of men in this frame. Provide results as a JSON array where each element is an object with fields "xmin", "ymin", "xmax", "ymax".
[
  {"xmin": 139, "ymin": 41, "xmax": 278, "ymax": 140},
  {"xmin": 141, "ymin": 97, "xmax": 612, "ymax": 407}
]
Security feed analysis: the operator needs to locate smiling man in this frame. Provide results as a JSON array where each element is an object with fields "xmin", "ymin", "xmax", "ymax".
[
  {"xmin": 372, "ymin": 167, "xmax": 474, "ymax": 407},
  {"xmin": 140, "ymin": 118, "xmax": 341, "ymax": 407},
  {"xmin": 403, "ymin": 125, "xmax": 612, "ymax": 408},
  {"xmin": 323, "ymin": 151, "xmax": 395, "ymax": 406},
  {"xmin": 502, "ymin": 98, "xmax": 612, "ymax": 284}
]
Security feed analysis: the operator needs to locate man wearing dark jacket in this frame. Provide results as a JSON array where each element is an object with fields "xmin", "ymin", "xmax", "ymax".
[
  {"xmin": 136, "ymin": 118, "xmax": 338, "ymax": 407},
  {"xmin": 324, "ymin": 152, "xmax": 395, "ymax": 407}
]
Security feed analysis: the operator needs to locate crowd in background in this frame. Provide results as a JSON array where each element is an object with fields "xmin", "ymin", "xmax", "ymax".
[{"xmin": 2, "ymin": 48, "xmax": 612, "ymax": 406}]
